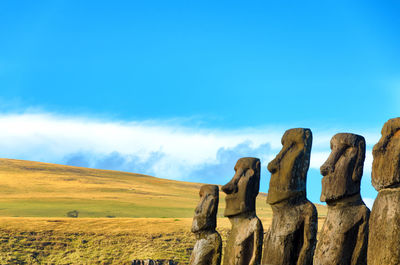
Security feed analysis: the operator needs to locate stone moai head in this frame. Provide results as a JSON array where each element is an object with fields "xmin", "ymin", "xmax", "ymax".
[
  {"xmin": 191, "ymin": 185, "xmax": 219, "ymax": 233},
  {"xmin": 267, "ymin": 128, "xmax": 312, "ymax": 205},
  {"xmin": 320, "ymin": 133, "xmax": 366, "ymax": 203},
  {"xmin": 222, "ymin": 157, "xmax": 260, "ymax": 217},
  {"xmin": 372, "ymin": 118, "xmax": 400, "ymax": 190}
]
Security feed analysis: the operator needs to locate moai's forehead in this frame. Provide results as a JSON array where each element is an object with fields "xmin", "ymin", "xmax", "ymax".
[
  {"xmin": 199, "ymin": 185, "xmax": 219, "ymax": 197},
  {"xmin": 234, "ymin": 157, "xmax": 260, "ymax": 171},
  {"xmin": 381, "ymin": 118, "xmax": 400, "ymax": 137},
  {"xmin": 331, "ymin": 133, "xmax": 364, "ymax": 148},
  {"xmin": 282, "ymin": 128, "xmax": 312, "ymax": 146}
]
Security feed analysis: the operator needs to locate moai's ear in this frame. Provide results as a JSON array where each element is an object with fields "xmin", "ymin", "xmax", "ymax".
[
  {"xmin": 246, "ymin": 160, "xmax": 260, "ymax": 178},
  {"xmin": 305, "ymin": 128, "xmax": 313, "ymax": 143},
  {"xmin": 245, "ymin": 168, "xmax": 255, "ymax": 178},
  {"xmin": 255, "ymin": 160, "xmax": 261, "ymax": 171},
  {"xmin": 305, "ymin": 129, "xmax": 311, "ymax": 139}
]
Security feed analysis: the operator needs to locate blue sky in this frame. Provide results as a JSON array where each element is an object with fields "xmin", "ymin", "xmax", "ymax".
[{"xmin": 1, "ymin": 1, "xmax": 400, "ymax": 207}]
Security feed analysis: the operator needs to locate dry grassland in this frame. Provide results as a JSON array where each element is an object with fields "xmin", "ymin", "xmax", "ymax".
[
  {"xmin": 0, "ymin": 158, "xmax": 327, "ymax": 264},
  {"xmin": 0, "ymin": 216, "xmax": 326, "ymax": 264}
]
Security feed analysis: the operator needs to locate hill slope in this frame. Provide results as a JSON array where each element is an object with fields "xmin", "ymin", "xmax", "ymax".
[
  {"xmin": 0, "ymin": 158, "xmax": 327, "ymax": 264},
  {"xmin": 0, "ymin": 158, "xmax": 326, "ymax": 218},
  {"xmin": 1, "ymin": 158, "xmax": 321, "ymax": 218}
]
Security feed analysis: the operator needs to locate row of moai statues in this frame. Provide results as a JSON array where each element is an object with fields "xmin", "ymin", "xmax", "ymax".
[{"xmin": 189, "ymin": 117, "xmax": 400, "ymax": 265}]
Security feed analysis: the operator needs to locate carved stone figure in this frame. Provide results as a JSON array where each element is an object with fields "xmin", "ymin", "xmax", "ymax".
[
  {"xmin": 262, "ymin": 128, "xmax": 317, "ymax": 265},
  {"xmin": 314, "ymin": 133, "xmax": 369, "ymax": 265},
  {"xmin": 368, "ymin": 118, "xmax": 400, "ymax": 264},
  {"xmin": 222, "ymin": 157, "xmax": 263, "ymax": 265},
  {"xmin": 189, "ymin": 185, "xmax": 222, "ymax": 265}
]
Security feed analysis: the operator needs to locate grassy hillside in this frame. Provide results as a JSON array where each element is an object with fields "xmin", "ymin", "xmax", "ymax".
[
  {"xmin": 0, "ymin": 216, "xmax": 327, "ymax": 264},
  {"xmin": 0, "ymin": 217, "xmax": 202, "ymax": 264},
  {"xmin": 0, "ymin": 158, "xmax": 327, "ymax": 264},
  {"xmin": 0, "ymin": 158, "xmax": 327, "ymax": 218}
]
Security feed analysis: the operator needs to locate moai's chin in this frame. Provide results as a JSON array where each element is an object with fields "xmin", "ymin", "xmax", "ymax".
[
  {"xmin": 267, "ymin": 189, "xmax": 305, "ymax": 205},
  {"xmin": 224, "ymin": 206, "xmax": 243, "ymax": 217},
  {"xmin": 192, "ymin": 216, "xmax": 211, "ymax": 232},
  {"xmin": 224, "ymin": 197, "xmax": 246, "ymax": 217}
]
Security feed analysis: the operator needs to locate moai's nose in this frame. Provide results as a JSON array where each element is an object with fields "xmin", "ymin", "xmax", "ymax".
[
  {"xmin": 267, "ymin": 158, "xmax": 278, "ymax": 174},
  {"xmin": 320, "ymin": 161, "xmax": 334, "ymax": 176},
  {"xmin": 222, "ymin": 181, "xmax": 237, "ymax": 194},
  {"xmin": 222, "ymin": 168, "xmax": 242, "ymax": 194}
]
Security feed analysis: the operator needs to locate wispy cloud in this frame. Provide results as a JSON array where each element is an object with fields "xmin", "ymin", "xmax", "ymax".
[
  {"xmin": 0, "ymin": 112, "xmax": 381, "ymax": 200},
  {"xmin": 0, "ymin": 112, "xmax": 283, "ymax": 179}
]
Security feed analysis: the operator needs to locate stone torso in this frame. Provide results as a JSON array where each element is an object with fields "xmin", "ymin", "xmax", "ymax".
[
  {"xmin": 368, "ymin": 188, "xmax": 400, "ymax": 265},
  {"xmin": 189, "ymin": 232, "xmax": 222, "ymax": 265},
  {"xmin": 223, "ymin": 215, "xmax": 263, "ymax": 265},
  {"xmin": 262, "ymin": 199, "xmax": 317, "ymax": 265},
  {"xmin": 314, "ymin": 197, "xmax": 369, "ymax": 265}
]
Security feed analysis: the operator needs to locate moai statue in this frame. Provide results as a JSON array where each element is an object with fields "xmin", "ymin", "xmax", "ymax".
[
  {"xmin": 314, "ymin": 133, "xmax": 370, "ymax": 265},
  {"xmin": 222, "ymin": 157, "xmax": 263, "ymax": 265},
  {"xmin": 189, "ymin": 185, "xmax": 222, "ymax": 265},
  {"xmin": 262, "ymin": 128, "xmax": 317, "ymax": 265},
  {"xmin": 368, "ymin": 118, "xmax": 400, "ymax": 264}
]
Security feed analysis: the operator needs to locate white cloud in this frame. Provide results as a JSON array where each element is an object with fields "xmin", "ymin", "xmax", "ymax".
[
  {"xmin": 0, "ymin": 112, "xmax": 381, "ymax": 184},
  {"xmin": 0, "ymin": 112, "xmax": 283, "ymax": 180},
  {"xmin": 364, "ymin": 151, "xmax": 373, "ymax": 174}
]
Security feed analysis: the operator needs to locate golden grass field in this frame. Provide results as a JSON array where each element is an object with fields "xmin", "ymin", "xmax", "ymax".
[{"xmin": 0, "ymin": 158, "xmax": 327, "ymax": 264}]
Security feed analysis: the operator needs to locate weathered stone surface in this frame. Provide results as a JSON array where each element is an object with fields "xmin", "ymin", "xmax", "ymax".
[
  {"xmin": 314, "ymin": 133, "xmax": 369, "ymax": 265},
  {"xmin": 371, "ymin": 118, "xmax": 400, "ymax": 190},
  {"xmin": 222, "ymin": 157, "xmax": 263, "ymax": 265},
  {"xmin": 368, "ymin": 118, "xmax": 400, "ymax": 265},
  {"xmin": 320, "ymin": 133, "xmax": 366, "ymax": 202},
  {"xmin": 262, "ymin": 128, "xmax": 317, "ymax": 265},
  {"xmin": 189, "ymin": 185, "xmax": 222, "ymax": 265},
  {"xmin": 266, "ymin": 128, "xmax": 312, "ymax": 205},
  {"xmin": 368, "ymin": 189, "xmax": 400, "ymax": 264},
  {"xmin": 131, "ymin": 260, "xmax": 178, "ymax": 265}
]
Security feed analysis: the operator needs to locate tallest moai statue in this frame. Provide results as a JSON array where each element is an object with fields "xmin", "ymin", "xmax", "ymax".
[
  {"xmin": 368, "ymin": 118, "xmax": 400, "ymax": 264},
  {"xmin": 262, "ymin": 128, "xmax": 317, "ymax": 265}
]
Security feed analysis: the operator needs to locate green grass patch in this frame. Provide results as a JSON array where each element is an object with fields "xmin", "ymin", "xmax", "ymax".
[{"xmin": 0, "ymin": 198, "xmax": 198, "ymax": 218}]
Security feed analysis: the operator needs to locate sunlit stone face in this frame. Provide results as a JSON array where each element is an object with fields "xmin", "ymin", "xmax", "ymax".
[
  {"xmin": 191, "ymin": 185, "xmax": 219, "ymax": 233},
  {"xmin": 192, "ymin": 185, "xmax": 219, "ymax": 233},
  {"xmin": 222, "ymin": 157, "xmax": 260, "ymax": 217},
  {"xmin": 372, "ymin": 118, "xmax": 400, "ymax": 191},
  {"xmin": 320, "ymin": 133, "xmax": 365, "ymax": 203},
  {"xmin": 267, "ymin": 128, "xmax": 312, "ymax": 205}
]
